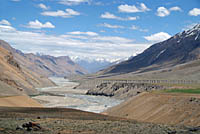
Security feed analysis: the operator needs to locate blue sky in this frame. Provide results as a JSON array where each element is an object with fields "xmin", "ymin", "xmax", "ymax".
[{"xmin": 0, "ymin": 0, "xmax": 200, "ymax": 61}]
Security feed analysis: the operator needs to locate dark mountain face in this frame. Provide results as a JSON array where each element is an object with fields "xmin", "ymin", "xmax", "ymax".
[{"xmin": 102, "ymin": 24, "xmax": 200, "ymax": 74}]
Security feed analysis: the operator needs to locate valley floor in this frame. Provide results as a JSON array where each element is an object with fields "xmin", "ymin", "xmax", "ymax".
[
  {"xmin": 32, "ymin": 77, "xmax": 122, "ymax": 113},
  {"xmin": 1, "ymin": 77, "xmax": 200, "ymax": 133},
  {"xmin": 0, "ymin": 107, "xmax": 199, "ymax": 134}
]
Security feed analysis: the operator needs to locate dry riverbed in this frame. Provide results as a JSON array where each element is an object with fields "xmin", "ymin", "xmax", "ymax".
[{"xmin": 32, "ymin": 77, "xmax": 122, "ymax": 113}]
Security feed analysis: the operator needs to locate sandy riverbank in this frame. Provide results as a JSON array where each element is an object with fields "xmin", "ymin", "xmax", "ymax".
[
  {"xmin": 32, "ymin": 95, "xmax": 85, "ymax": 107},
  {"xmin": 0, "ymin": 95, "xmax": 42, "ymax": 107}
]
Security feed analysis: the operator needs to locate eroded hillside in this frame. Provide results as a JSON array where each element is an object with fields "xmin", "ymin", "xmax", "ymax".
[{"xmin": 0, "ymin": 41, "xmax": 55, "ymax": 96}]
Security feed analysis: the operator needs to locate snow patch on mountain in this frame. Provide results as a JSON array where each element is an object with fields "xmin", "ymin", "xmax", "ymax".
[
  {"xmin": 156, "ymin": 49, "xmax": 166, "ymax": 59},
  {"xmin": 71, "ymin": 56, "xmax": 128, "ymax": 73}
]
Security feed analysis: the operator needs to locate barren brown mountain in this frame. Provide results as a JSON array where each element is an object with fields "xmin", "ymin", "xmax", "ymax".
[
  {"xmin": 0, "ymin": 40, "xmax": 87, "ymax": 77},
  {"xmin": 0, "ymin": 42, "xmax": 56, "ymax": 96}
]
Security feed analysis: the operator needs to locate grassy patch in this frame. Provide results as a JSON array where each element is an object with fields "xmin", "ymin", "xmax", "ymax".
[{"xmin": 164, "ymin": 89, "xmax": 200, "ymax": 94}]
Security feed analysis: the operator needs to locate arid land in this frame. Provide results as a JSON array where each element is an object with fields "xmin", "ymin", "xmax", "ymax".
[{"xmin": 0, "ymin": 107, "xmax": 200, "ymax": 134}]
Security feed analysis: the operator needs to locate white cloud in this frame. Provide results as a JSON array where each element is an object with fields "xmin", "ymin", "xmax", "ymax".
[
  {"xmin": 0, "ymin": 25, "xmax": 15, "ymax": 32},
  {"xmin": 100, "ymin": 30, "xmax": 105, "ymax": 33},
  {"xmin": 68, "ymin": 31, "xmax": 98, "ymax": 36},
  {"xmin": 41, "ymin": 9, "xmax": 80, "ymax": 18},
  {"xmin": 140, "ymin": 3, "xmax": 150, "ymax": 12},
  {"xmin": 189, "ymin": 8, "xmax": 200, "ymax": 16},
  {"xmin": 144, "ymin": 32, "xmax": 171, "ymax": 42},
  {"xmin": 99, "ymin": 23, "xmax": 124, "ymax": 29},
  {"xmin": 101, "ymin": 12, "xmax": 122, "ymax": 20},
  {"xmin": 130, "ymin": 25, "xmax": 138, "ymax": 30},
  {"xmin": 100, "ymin": 12, "xmax": 138, "ymax": 21},
  {"xmin": 169, "ymin": 6, "xmax": 182, "ymax": 12},
  {"xmin": 127, "ymin": 16, "xmax": 138, "ymax": 20},
  {"xmin": 11, "ymin": 0, "xmax": 20, "ymax": 2},
  {"xmin": 118, "ymin": 3, "xmax": 150, "ymax": 13},
  {"xmin": 58, "ymin": 0, "xmax": 90, "ymax": 5},
  {"xmin": 130, "ymin": 25, "xmax": 148, "ymax": 32},
  {"xmin": 26, "ymin": 20, "xmax": 55, "ymax": 29},
  {"xmin": 0, "ymin": 24, "xmax": 150, "ymax": 62},
  {"xmin": 92, "ymin": 36, "xmax": 133, "ymax": 44},
  {"xmin": 156, "ymin": 7, "xmax": 170, "ymax": 17},
  {"xmin": 0, "ymin": 19, "xmax": 11, "ymax": 26},
  {"xmin": 139, "ymin": 29, "xmax": 148, "ymax": 32},
  {"xmin": 157, "ymin": 6, "xmax": 182, "ymax": 17},
  {"xmin": 38, "ymin": 3, "xmax": 49, "ymax": 10},
  {"xmin": 65, "ymin": 9, "xmax": 80, "ymax": 15}
]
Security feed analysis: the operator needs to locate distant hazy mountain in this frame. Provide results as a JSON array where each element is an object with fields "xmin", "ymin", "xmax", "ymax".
[
  {"xmin": 101, "ymin": 24, "xmax": 200, "ymax": 75},
  {"xmin": 0, "ymin": 40, "xmax": 87, "ymax": 77},
  {"xmin": 73, "ymin": 58, "xmax": 112, "ymax": 73},
  {"xmin": 21, "ymin": 54, "xmax": 87, "ymax": 77}
]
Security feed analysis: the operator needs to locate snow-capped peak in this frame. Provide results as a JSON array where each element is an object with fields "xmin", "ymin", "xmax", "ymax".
[
  {"xmin": 185, "ymin": 24, "xmax": 200, "ymax": 34},
  {"xmin": 193, "ymin": 24, "xmax": 200, "ymax": 30},
  {"xmin": 176, "ymin": 24, "xmax": 200, "ymax": 40}
]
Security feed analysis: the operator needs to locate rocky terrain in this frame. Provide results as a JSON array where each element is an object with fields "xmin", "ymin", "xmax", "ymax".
[
  {"xmin": 105, "ymin": 92, "xmax": 200, "ymax": 126},
  {"xmin": 1, "ymin": 107, "xmax": 200, "ymax": 134},
  {"xmin": 100, "ymin": 24, "xmax": 200, "ymax": 75},
  {"xmin": 0, "ymin": 42, "xmax": 55, "ymax": 96},
  {"xmin": 0, "ymin": 40, "xmax": 87, "ymax": 77},
  {"xmin": 86, "ymin": 82, "xmax": 166, "ymax": 99}
]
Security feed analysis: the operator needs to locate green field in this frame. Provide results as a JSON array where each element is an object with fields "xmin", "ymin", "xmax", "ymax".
[{"xmin": 164, "ymin": 89, "xmax": 200, "ymax": 94}]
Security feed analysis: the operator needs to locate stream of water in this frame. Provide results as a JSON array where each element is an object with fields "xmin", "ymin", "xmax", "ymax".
[{"xmin": 34, "ymin": 77, "xmax": 123, "ymax": 113}]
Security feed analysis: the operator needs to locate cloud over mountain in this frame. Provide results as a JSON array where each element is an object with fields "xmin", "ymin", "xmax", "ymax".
[
  {"xmin": 144, "ymin": 32, "xmax": 171, "ymax": 42},
  {"xmin": 0, "ymin": 22, "xmax": 149, "ymax": 62}
]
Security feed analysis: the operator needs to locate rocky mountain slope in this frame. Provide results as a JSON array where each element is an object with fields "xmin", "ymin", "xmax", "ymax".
[
  {"xmin": 101, "ymin": 24, "xmax": 200, "ymax": 75},
  {"xmin": 0, "ymin": 42, "xmax": 55, "ymax": 96},
  {"xmin": 0, "ymin": 40, "xmax": 87, "ymax": 77}
]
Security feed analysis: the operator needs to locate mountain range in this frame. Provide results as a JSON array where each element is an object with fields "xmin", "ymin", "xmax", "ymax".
[
  {"xmin": 0, "ymin": 40, "xmax": 87, "ymax": 96},
  {"xmin": 100, "ymin": 24, "xmax": 200, "ymax": 75},
  {"xmin": 73, "ymin": 58, "xmax": 113, "ymax": 73},
  {"xmin": 0, "ymin": 40, "xmax": 87, "ymax": 77}
]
